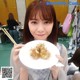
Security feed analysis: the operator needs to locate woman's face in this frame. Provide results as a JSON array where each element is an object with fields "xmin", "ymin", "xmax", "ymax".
[{"xmin": 28, "ymin": 14, "xmax": 54, "ymax": 40}]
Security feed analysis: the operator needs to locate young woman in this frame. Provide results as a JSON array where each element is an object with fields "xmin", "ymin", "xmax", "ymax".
[{"xmin": 10, "ymin": 0, "xmax": 68, "ymax": 80}]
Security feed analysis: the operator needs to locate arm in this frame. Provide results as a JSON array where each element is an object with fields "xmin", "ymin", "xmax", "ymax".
[
  {"xmin": 14, "ymin": 20, "xmax": 19, "ymax": 26},
  {"xmin": 7, "ymin": 20, "xmax": 11, "ymax": 28},
  {"xmin": 60, "ymin": 44, "xmax": 68, "ymax": 73},
  {"xmin": 10, "ymin": 44, "xmax": 28, "ymax": 80},
  {"xmin": 20, "ymin": 67, "xmax": 28, "ymax": 80},
  {"xmin": 51, "ymin": 44, "xmax": 68, "ymax": 80},
  {"xmin": 58, "ymin": 44, "xmax": 68, "ymax": 80}
]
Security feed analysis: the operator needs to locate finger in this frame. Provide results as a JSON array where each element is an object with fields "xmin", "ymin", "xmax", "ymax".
[
  {"xmin": 50, "ymin": 65, "xmax": 58, "ymax": 70},
  {"xmin": 14, "ymin": 44, "xmax": 24, "ymax": 49},
  {"xmin": 14, "ymin": 48, "xmax": 22, "ymax": 55},
  {"xmin": 13, "ymin": 44, "xmax": 24, "ymax": 55},
  {"xmin": 56, "ymin": 55, "xmax": 63, "ymax": 63}
]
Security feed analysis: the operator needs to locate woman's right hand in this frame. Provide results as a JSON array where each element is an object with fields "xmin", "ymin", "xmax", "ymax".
[
  {"xmin": 12, "ymin": 44, "xmax": 24, "ymax": 65},
  {"xmin": 12, "ymin": 44, "xmax": 28, "ymax": 80}
]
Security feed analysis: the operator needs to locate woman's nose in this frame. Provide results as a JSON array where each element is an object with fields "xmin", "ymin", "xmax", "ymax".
[{"xmin": 37, "ymin": 24, "xmax": 45, "ymax": 32}]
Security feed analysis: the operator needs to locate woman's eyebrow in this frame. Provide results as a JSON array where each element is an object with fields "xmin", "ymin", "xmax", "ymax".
[{"xmin": 30, "ymin": 19, "xmax": 38, "ymax": 20}]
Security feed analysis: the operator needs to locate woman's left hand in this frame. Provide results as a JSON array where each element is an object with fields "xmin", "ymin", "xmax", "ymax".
[
  {"xmin": 56, "ymin": 55, "xmax": 63, "ymax": 63},
  {"xmin": 50, "ymin": 66, "xmax": 59, "ymax": 80},
  {"xmin": 50, "ymin": 55, "xmax": 63, "ymax": 80}
]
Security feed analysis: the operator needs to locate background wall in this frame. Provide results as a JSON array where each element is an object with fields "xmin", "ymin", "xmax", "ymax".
[
  {"xmin": 26, "ymin": 0, "xmax": 34, "ymax": 7},
  {"xmin": 49, "ymin": 0, "xmax": 68, "ymax": 24},
  {"xmin": 77, "ymin": 0, "xmax": 80, "ymax": 10},
  {"xmin": 0, "ymin": 0, "xmax": 18, "ymax": 25}
]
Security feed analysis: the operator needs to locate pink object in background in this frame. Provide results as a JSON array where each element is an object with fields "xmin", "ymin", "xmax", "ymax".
[{"xmin": 62, "ymin": 14, "xmax": 72, "ymax": 34}]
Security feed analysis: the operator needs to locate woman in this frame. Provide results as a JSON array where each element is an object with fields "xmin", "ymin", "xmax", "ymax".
[
  {"xmin": 7, "ymin": 13, "xmax": 19, "ymax": 43},
  {"xmin": 10, "ymin": 0, "xmax": 68, "ymax": 80}
]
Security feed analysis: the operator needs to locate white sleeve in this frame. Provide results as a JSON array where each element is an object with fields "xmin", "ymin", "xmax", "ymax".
[{"xmin": 60, "ymin": 44, "xmax": 68, "ymax": 74}]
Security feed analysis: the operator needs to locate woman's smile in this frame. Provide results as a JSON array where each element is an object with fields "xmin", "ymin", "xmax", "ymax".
[{"xmin": 36, "ymin": 34, "xmax": 45, "ymax": 36}]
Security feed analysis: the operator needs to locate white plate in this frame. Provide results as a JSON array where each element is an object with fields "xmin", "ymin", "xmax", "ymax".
[{"xmin": 19, "ymin": 40, "xmax": 63, "ymax": 69}]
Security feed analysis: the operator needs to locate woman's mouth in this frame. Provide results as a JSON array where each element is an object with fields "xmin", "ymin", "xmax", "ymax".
[{"xmin": 37, "ymin": 34, "xmax": 45, "ymax": 36}]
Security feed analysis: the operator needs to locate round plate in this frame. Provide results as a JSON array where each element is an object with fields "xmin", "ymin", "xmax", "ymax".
[{"xmin": 19, "ymin": 40, "xmax": 61, "ymax": 69}]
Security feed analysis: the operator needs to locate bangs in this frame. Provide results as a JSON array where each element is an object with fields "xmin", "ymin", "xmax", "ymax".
[{"xmin": 29, "ymin": 4, "xmax": 53, "ymax": 22}]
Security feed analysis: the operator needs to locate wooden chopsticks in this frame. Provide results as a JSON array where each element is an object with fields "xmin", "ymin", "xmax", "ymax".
[{"xmin": 0, "ymin": 28, "xmax": 17, "ymax": 45}]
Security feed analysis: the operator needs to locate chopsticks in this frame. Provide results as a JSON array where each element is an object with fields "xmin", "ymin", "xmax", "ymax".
[{"xmin": 0, "ymin": 28, "xmax": 17, "ymax": 45}]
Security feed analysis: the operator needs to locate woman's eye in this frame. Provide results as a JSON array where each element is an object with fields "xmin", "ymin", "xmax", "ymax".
[
  {"xmin": 44, "ymin": 21, "xmax": 50, "ymax": 24},
  {"xmin": 31, "ymin": 21, "xmax": 37, "ymax": 24}
]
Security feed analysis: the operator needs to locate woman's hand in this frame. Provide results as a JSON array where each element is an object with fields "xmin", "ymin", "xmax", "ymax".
[
  {"xmin": 50, "ymin": 55, "xmax": 63, "ymax": 80},
  {"xmin": 51, "ymin": 66, "xmax": 59, "ymax": 80},
  {"xmin": 12, "ymin": 44, "xmax": 24, "ymax": 66},
  {"xmin": 12, "ymin": 44, "xmax": 28, "ymax": 80},
  {"xmin": 56, "ymin": 55, "xmax": 63, "ymax": 63}
]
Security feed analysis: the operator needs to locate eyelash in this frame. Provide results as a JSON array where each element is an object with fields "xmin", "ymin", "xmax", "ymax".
[
  {"xmin": 31, "ymin": 21, "xmax": 37, "ymax": 24},
  {"xmin": 44, "ymin": 21, "xmax": 50, "ymax": 24}
]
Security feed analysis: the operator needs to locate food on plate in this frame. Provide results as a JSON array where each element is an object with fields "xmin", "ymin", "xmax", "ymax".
[{"xmin": 30, "ymin": 43, "xmax": 50, "ymax": 59}]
